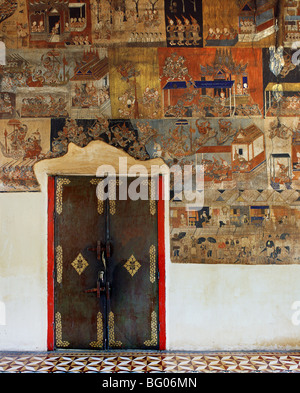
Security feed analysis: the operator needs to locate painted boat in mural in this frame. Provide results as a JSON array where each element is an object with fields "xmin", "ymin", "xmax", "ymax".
[{"xmin": 205, "ymin": 36, "xmax": 238, "ymax": 47}]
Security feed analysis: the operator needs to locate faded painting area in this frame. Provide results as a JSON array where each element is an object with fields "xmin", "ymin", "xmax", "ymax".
[{"xmin": 0, "ymin": 118, "xmax": 50, "ymax": 191}]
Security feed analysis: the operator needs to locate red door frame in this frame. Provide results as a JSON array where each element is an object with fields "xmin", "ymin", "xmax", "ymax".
[
  {"xmin": 47, "ymin": 174, "xmax": 166, "ymax": 350},
  {"xmin": 47, "ymin": 175, "xmax": 55, "ymax": 351}
]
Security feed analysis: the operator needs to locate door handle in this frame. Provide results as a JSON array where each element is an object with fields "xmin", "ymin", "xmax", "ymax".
[
  {"xmin": 99, "ymin": 270, "xmax": 104, "ymax": 281},
  {"xmin": 87, "ymin": 241, "xmax": 112, "ymax": 262},
  {"xmin": 87, "ymin": 241, "xmax": 103, "ymax": 260},
  {"xmin": 84, "ymin": 270, "xmax": 105, "ymax": 298}
]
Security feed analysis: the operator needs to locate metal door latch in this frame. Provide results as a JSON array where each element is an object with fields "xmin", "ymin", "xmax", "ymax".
[
  {"xmin": 87, "ymin": 241, "xmax": 104, "ymax": 260},
  {"xmin": 84, "ymin": 270, "xmax": 106, "ymax": 298}
]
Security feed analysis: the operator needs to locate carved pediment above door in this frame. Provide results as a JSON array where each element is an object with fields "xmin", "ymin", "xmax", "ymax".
[{"xmin": 34, "ymin": 140, "xmax": 167, "ymax": 194}]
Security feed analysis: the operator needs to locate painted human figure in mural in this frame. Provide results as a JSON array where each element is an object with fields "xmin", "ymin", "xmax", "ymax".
[
  {"xmin": 269, "ymin": 46, "xmax": 284, "ymax": 77},
  {"xmin": 182, "ymin": 16, "xmax": 192, "ymax": 45},
  {"xmin": 190, "ymin": 16, "xmax": 201, "ymax": 45},
  {"xmin": 166, "ymin": 17, "xmax": 176, "ymax": 44},
  {"xmin": 0, "ymin": 94, "xmax": 13, "ymax": 116},
  {"xmin": 41, "ymin": 53, "xmax": 62, "ymax": 85},
  {"xmin": 175, "ymin": 17, "xmax": 185, "ymax": 45}
]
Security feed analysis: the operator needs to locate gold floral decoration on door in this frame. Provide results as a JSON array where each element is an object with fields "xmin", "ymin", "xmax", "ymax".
[
  {"xmin": 108, "ymin": 312, "xmax": 122, "ymax": 347},
  {"xmin": 89, "ymin": 312, "xmax": 103, "ymax": 349},
  {"xmin": 144, "ymin": 311, "xmax": 158, "ymax": 347},
  {"xmin": 56, "ymin": 245, "xmax": 63, "ymax": 284},
  {"xmin": 56, "ymin": 178, "xmax": 71, "ymax": 215},
  {"xmin": 124, "ymin": 255, "xmax": 141, "ymax": 277},
  {"xmin": 90, "ymin": 178, "xmax": 104, "ymax": 215},
  {"xmin": 55, "ymin": 312, "xmax": 70, "ymax": 348},
  {"xmin": 149, "ymin": 245, "xmax": 156, "ymax": 283},
  {"xmin": 71, "ymin": 253, "xmax": 89, "ymax": 275}
]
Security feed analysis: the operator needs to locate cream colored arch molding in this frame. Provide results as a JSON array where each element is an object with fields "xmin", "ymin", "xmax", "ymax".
[{"xmin": 33, "ymin": 140, "xmax": 168, "ymax": 194}]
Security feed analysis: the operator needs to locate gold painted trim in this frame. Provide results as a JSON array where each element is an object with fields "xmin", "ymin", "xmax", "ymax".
[
  {"xmin": 90, "ymin": 312, "xmax": 103, "ymax": 349},
  {"xmin": 108, "ymin": 179, "xmax": 120, "ymax": 215},
  {"xmin": 149, "ymin": 245, "xmax": 156, "ymax": 283},
  {"xmin": 55, "ymin": 312, "xmax": 70, "ymax": 348},
  {"xmin": 142, "ymin": 179, "xmax": 156, "ymax": 216},
  {"xmin": 109, "ymin": 200, "xmax": 116, "ymax": 215},
  {"xmin": 144, "ymin": 311, "xmax": 158, "ymax": 347},
  {"xmin": 149, "ymin": 178, "xmax": 156, "ymax": 216},
  {"xmin": 56, "ymin": 245, "xmax": 63, "ymax": 284},
  {"xmin": 90, "ymin": 178, "xmax": 104, "ymax": 215},
  {"xmin": 108, "ymin": 312, "xmax": 122, "ymax": 347},
  {"xmin": 56, "ymin": 178, "xmax": 71, "ymax": 215}
]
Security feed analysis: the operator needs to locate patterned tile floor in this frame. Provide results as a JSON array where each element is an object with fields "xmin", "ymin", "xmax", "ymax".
[{"xmin": 1, "ymin": 351, "xmax": 300, "ymax": 373}]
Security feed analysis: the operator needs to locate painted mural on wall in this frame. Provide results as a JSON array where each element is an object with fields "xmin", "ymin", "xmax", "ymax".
[
  {"xmin": 158, "ymin": 47, "xmax": 263, "ymax": 118},
  {"xmin": 202, "ymin": 0, "xmax": 278, "ymax": 48},
  {"xmin": 0, "ymin": 118, "xmax": 50, "ymax": 191},
  {"xmin": 164, "ymin": 0, "xmax": 203, "ymax": 47},
  {"xmin": 1, "ymin": 0, "xmax": 300, "ymax": 265}
]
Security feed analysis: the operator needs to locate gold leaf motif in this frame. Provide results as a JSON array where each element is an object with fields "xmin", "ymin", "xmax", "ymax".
[
  {"xmin": 144, "ymin": 311, "xmax": 158, "ymax": 347},
  {"xmin": 90, "ymin": 312, "xmax": 103, "ymax": 348},
  {"xmin": 108, "ymin": 312, "xmax": 122, "ymax": 347},
  {"xmin": 55, "ymin": 312, "xmax": 70, "ymax": 348},
  {"xmin": 56, "ymin": 178, "xmax": 71, "ymax": 215},
  {"xmin": 56, "ymin": 245, "xmax": 63, "ymax": 284},
  {"xmin": 149, "ymin": 245, "xmax": 156, "ymax": 283},
  {"xmin": 142, "ymin": 178, "xmax": 156, "ymax": 215},
  {"xmin": 71, "ymin": 253, "xmax": 89, "ymax": 275},
  {"xmin": 149, "ymin": 178, "xmax": 156, "ymax": 216},
  {"xmin": 91, "ymin": 178, "xmax": 121, "ymax": 215},
  {"xmin": 109, "ymin": 178, "xmax": 118, "ymax": 215},
  {"xmin": 124, "ymin": 255, "xmax": 141, "ymax": 277},
  {"xmin": 90, "ymin": 178, "xmax": 104, "ymax": 215}
]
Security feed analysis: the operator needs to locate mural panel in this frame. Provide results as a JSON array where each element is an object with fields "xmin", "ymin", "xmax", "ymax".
[
  {"xmin": 91, "ymin": 0, "xmax": 166, "ymax": 47},
  {"xmin": 263, "ymin": 47, "xmax": 300, "ymax": 118},
  {"xmin": 202, "ymin": 0, "xmax": 278, "ymax": 48},
  {"xmin": 169, "ymin": 191, "xmax": 300, "ymax": 264},
  {"xmin": 108, "ymin": 47, "xmax": 162, "ymax": 119},
  {"xmin": 158, "ymin": 47, "xmax": 264, "ymax": 118},
  {"xmin": 164, "ymin": 0, "xmax": 203, "ymax": 47},
  {"xmin": 0, "ymin": 118, "xmax": 51, "ymax": 191},
  {"xmin": 27, "ymin": 0, "xmax": 92, "ymax": 48}
]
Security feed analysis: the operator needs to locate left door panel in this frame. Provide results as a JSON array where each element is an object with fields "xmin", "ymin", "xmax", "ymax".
[{"xmin": 54, "ymin": 176, "xmax": 106, "ymax": 349}]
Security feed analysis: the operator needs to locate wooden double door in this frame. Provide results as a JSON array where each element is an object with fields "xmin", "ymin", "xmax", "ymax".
[{"xmin": 53, "ymin": 175, "xmax": 160, "ymax": 350}]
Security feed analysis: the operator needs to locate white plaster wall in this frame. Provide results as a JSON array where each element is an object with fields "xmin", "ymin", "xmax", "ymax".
[
  {"xmin": 167, "ymin": 264, "xmax": 300, "ymax": 350},
  {"xmin": 1, "ymin": 161, "xmax": 300, "ymax": 350}
]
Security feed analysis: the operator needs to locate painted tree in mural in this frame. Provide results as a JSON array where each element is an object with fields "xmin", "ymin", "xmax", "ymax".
[
  {"xmin": 117, "ymin": 62, "xmax": 140, "ymax": 118},
  {"xmin": 179, "ymin": 0, "xmax": 197, "ymax": 13},
  {"xmin": 132, "ymin": 0, "xmax": 140, "ymax": 18},
  {"xmin": 161, "ymin": 52, "xmax": 192, "ymax": 82},
  {"xmin": 149, "ymin": 0, "xmax": 159, "ymax": 12},
  {"xmin": 0, "ymin": 0, "xmax": 17, "ymax": 24}
]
